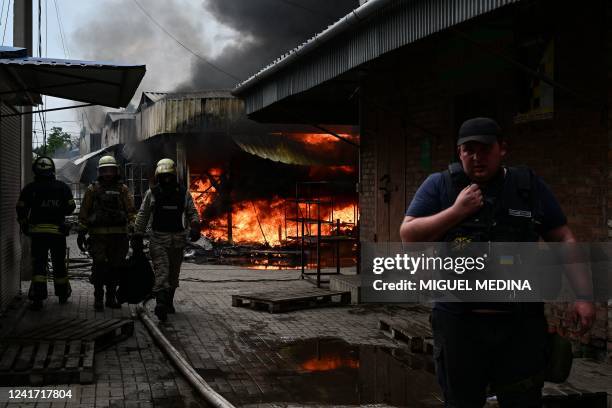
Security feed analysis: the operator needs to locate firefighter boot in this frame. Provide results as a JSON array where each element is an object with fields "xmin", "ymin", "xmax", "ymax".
[
  {"xmin": 154, "ymin": 290, "xmax": 168, "ymax": 322},
  {"xmin": 94, "ymin": 285, "xmax": 104, "ymax": 312},
  {"xmin": 105, "ymin": 285, "xmax": 121, "ymax": 309},
  {"xmin": 167, "ymin": 287, "xmax": 176, "ymax": 314}
]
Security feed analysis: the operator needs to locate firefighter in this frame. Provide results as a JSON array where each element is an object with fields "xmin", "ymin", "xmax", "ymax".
[
  {"xmin": 16, "ymin": 156, "xmax": 75, "ymax": 310},
  {"xmin": 78, "ymin": 155, "xmax": 136, "ymax": 311},
  {"xmin": 132, "ymin": 158, "xmax": 200, "ymax": 322}
]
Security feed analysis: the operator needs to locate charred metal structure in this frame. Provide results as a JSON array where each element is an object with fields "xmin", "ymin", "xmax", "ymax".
[{"xmin": 75, "ymin": 91, "xmax": 359, "ymax": 274}]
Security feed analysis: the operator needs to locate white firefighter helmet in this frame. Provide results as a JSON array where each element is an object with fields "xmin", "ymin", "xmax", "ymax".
[
  {"xmin": 155, "ymin": 158, "xmax": 176, "ymax": 177},
  {"xmin": 32, "ymin": 156, "xmax": 55, "ymax": 177},
  {"xmin": 98, "ymin": 155, "xmax": 119, "ymax": 169}
]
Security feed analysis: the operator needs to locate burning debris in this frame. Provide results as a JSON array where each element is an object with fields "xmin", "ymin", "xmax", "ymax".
[
  {"xmin": 188, "ymin": 132, "xmax": 358, "ymax": 246},
  {"xmin": 184, "ymin": 131, "xmax": 360, "ymax": 270}
]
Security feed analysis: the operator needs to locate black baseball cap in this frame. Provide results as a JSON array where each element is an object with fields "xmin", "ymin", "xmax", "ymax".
[{"xmin": 457, "ymin": 117, "xmax": 501, "ymax": 146}]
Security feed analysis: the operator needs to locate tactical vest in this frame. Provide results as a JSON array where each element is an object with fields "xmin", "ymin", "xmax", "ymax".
[
  {"xmin": 89, "ymin": 182, "xmax": 128, "ymax": 228},
  {"xmin": 152, "ymin": 184, "xmax": 186, "ymax": 233},
  {"xmin": 440, "ymin": 164, "xmax": 546, "ymax": 313},
  {"xmin": 443, "ymin": 163, "xmax": 540, "ymax": 243}
]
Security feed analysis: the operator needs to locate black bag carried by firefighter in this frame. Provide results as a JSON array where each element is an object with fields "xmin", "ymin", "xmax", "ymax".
[{"xmin": 118, "ymin": 249, "xmax": 154, "ymax": 304}]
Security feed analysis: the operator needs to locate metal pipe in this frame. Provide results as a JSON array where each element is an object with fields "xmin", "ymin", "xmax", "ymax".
[{"xmin": 136, "ymin": 304, "xmax": 236, "ymax": 408}]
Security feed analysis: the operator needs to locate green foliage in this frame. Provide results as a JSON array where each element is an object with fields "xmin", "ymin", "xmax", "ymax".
[{"xmin": 33, "ymin": 127, "xmax": 73, "ymax": 157}]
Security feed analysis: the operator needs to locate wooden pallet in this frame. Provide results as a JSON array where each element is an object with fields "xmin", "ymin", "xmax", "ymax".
[
  {"xmin": 0, "ymin": 340, "xmax": 94, "ymax": 385},
  {"xmin": 379, "ymin": 317, "xmax": 433, "ymax": 354},
  {"xmin": 232, "ymin": 289, "xmax": 351, "ymax": 313},
  {"xmin": 10, "ymin": 318, "xmax": 134, "ymax": 351}
]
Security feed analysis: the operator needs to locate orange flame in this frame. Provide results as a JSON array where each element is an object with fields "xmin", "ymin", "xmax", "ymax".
[
  {"xmin": 298, "ymin": 133, "xmax": 355, "ymax": 146},
  {"xmin": 190, "ymin": 166, "xmax": 358, "ymax": 246}
]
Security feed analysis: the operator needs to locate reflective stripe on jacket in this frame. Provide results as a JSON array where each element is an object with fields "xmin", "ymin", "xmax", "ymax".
[{"xmin": 29, "ymin": 223, "xmax": 62, "ymax": 234}]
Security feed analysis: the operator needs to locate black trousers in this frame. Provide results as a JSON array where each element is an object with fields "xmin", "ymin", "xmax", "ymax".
[
  {"xmin": 29, "ymin": 234, "xmax": 70, "ymax": 300},
  {"xmin": 432, "ymin": 309, "xmax": 548, "ymax": 408}
]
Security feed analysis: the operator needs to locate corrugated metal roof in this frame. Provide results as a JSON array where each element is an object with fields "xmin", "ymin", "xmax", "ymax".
[
  {"xmin": 0, "ymin": 47, "xmax": 145, "ymax": 108},
  {"xmin": 232, "ymin": 132, "xmax": 356, "ymax": 166},
  {"xmin": 233, "ymin": 0, "xmax": 520, "ymax": 114},
  {"xmin": 136, "ymin": 90, "xmax": 244, "ymax": 141},
  {"xmin": 162, "ymin": 90, "xmax": 234, "ymax": 100},
  {"xmin": 142, "ymin": 92, "xmax": 167, "ymax": 103}
]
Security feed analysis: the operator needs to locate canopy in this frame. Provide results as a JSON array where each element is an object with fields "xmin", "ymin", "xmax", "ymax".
[{"xmin": 0, "ymin": 47, "xmax": 145, "ymax": 108}]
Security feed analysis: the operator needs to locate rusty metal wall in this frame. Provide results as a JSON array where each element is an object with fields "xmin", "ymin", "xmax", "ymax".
[{"xmin": 237, "ymin": 0, "xmax": 521, "ymax": 114}]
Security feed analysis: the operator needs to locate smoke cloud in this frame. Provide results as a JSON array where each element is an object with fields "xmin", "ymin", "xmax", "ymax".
[
  {"xmin": 178, "ymin": 0, "xmax": 359, "ymax": 89},
  {"xmin": 68, "ymin": 0, "xmax": 358, "ymax": 129},
  {"xmin": 69, "ymin": 0, "xmax": 357, "ymax": 91}
]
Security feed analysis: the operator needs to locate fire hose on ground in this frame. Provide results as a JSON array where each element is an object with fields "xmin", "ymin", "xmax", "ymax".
[{"xmin": 135, "ymin": 301, "xmax": 236, "ymax": 408}]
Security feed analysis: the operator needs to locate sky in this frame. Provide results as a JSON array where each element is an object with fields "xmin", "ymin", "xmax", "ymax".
[{"xmin": 2, "ymin": 0, "xmax": 357, "ymax": 151}]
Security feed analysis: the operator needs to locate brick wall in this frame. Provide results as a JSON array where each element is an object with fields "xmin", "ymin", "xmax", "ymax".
[{"xmin": 359, "ymin": 3, "xmax": 610, "ymax": 356}]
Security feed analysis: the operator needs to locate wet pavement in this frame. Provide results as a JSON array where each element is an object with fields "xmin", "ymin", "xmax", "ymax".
[
  {"xmin": 3, "ymin": 234, "xmax": 610, "ymax": 407},
  {"xmin": 146, "ymin": 261, "xmax": 442, "ymax": 407},
  {"xmin": 1, "ymin": 279, "xmax": 208, "ymax": 408}
]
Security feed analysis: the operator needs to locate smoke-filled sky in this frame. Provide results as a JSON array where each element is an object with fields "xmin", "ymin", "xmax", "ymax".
[
  {"xmin": 73, "ymin": 0, "xmax": 357, "ymax": 90},
  {"xmin": 12, "ymin": 0, "xmax": 358, "ymax": 139}
]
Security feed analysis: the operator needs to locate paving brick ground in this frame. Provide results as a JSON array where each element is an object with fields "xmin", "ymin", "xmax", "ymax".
[
  {"xmin": 2, "ymin": 277, "xmax": 206, "ymax": 408},
  {"xmin": 143, "ymin": 262, "xmax": 439, "ymax": 406},
  {"xmin": 3, "ymin": 234, "xmax": 611, "ymax": 407}
]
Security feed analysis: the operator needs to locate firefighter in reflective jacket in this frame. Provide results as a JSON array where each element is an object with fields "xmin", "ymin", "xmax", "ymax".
[
  {"xmin": 16, "ymin": 156, "xmax": 76, "ymax": 310},
  {"xmin": 79, "ymin": 155, "xmax": 136, "ymax": 311},
  {"xmin": 132, "ymin": 158, "xmax": 200, "ymax": 322}
]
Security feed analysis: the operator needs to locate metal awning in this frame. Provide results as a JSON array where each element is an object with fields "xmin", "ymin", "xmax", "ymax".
[
  {"xmin": 0, "ymin": 46, "xmax": 145, "ymax": 108},
  {"xmin": 232, "ymin": 132, "xmax": 356, "ymax": 167},
  {"xmin": 233, "ymin": 0, "xmax": 520, "ymax": 117}
]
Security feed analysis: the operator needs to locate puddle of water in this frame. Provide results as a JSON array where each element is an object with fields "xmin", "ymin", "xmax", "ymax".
[{"xmin": 251, "ymin": 337, "xmax": 442, "ymax": 407}]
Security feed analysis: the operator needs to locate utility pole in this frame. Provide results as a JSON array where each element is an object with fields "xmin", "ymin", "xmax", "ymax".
[
  {"xmin": 14, "ymin": 0, "xmax": 33, "ymax": 184},
  {"xmin": 14, "ymin": 0, "xmax": 33, "ymax": 283}
]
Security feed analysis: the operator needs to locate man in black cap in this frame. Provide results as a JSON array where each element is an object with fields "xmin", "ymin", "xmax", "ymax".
[{"xmin": 400, "ymin": 117, "xmax": 594, "ymax": 407}]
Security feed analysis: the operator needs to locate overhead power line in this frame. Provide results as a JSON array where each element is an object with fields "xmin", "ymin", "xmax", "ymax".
[
  {"xmin": 131, "ymin": 0, "xmax": 240, "ymax": 82},
  {"xmin": 53, "ymin": 0, "xmax": 69, "ymax": 58}
]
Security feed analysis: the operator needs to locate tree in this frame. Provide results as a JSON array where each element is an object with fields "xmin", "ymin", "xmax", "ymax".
[{"xmin": 33, "ymin": 127, "xmax": 72, "ymax": 157}]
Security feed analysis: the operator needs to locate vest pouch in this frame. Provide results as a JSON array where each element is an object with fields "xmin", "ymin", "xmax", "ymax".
[
  {"xmin": 91, "ymin": 187, "xmax": 128, "ymax": 227},
  {"xmin": 544, "ymin": 332, "xmax": 573, "ymax": 383}
]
